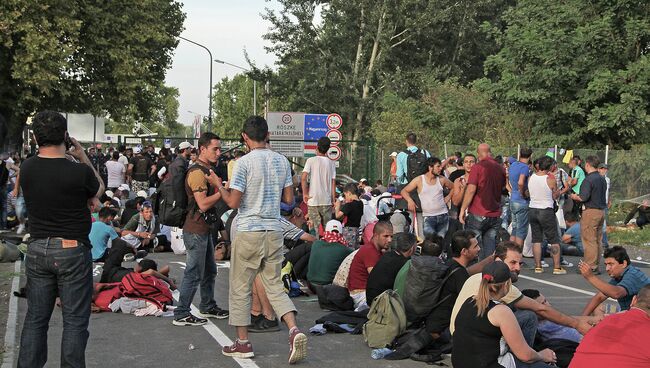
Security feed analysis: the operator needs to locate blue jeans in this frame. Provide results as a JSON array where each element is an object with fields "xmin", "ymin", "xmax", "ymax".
[
  {"xmin": 510, "ymin": 201, "xmax": 530, "ymax": 241},
  {"xmin": 465, "ymin": 213, "xmax": 501, "ymax": 260},
  {"xmin": 19, "ymin": 238, "xmax": 93, "ymax": 368},
  {"xmin": 0, "ymin": 186, "xmax": 6, "ymax": 229},
  {"xmin": 423, "ymin": 213, "xmax": 450, "ymax": 239},
  {"xmin": 174, "ymin": 231, "xmax": 218, "ymax": 318}
]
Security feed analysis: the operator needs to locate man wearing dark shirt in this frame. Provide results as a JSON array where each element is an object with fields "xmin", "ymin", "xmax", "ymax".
[
  {"xmin": 18, "ymin": 111, "xmax": 103, "ymax": 368},
  {"xmin": 571, "ymin": 156, "xmax": 608, "ymax": 271},
  {"xmin": 366, "ymin": 232, "xmax": 416, "ymax": 306},
  {"xmin": 459, "ymin": 143, "xmax": 506, "ymax": 260}
]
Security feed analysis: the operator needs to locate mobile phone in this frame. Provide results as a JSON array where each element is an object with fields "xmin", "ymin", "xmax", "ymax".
[{"xmin": 64, "ymin": 132, "xmax": 72, "ymax": 150}]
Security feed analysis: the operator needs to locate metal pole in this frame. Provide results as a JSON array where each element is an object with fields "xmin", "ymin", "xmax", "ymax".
[
  {"xmin": 253, "ymin": 80, "xmax": 257, "ymax": 116},
  {"xmin": 554, "ymin": 145, "xmax": 558, "ymax": 161},
  {"xmin": 517, "ymin": 144, "xmax": 521, "ymax": 160},
  {"xmin": 179, "ymin": 36, "xmax": 213, "ymax": 132},
  {"xmin": 444, "ymin": 141, "xmax": 448, "ymax": 159},
  {"xmin": 264, "ymin": 81, "xmax": 270, "ymax": 119},
  {"xmin": 381, "ymin": 149, "xmax": 385, "ymax": 183},
  {"xmin": 605, "ymin": 145, "xmax": 609, "ymax": 164},
  {"xmin": 93, "ymin": 115, "xmax": 97, "ymax": 146}
]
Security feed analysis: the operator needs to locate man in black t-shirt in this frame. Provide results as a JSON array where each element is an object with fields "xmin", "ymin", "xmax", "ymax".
[
  {"xmin": 128, "ymin": 146, "xmax": 155, "ymax": 195},
  {"xmin": 18, "ymin": 111, "xmax": 103, "ymax": 368},
  {"xmin": 366, "ymin": 232, "xmax": 416, "ymax": 306}
]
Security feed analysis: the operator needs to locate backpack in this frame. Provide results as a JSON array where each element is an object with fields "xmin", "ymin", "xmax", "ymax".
[
  {"xmin": 404, "ymin": 149, "xmax": 428, "ymax": 183},
  {"xmin": 119, "ymin": 272, "xmax": 173, "ymax": 309},
  {"xmin": 363, "ymin": 289, "xmax": 408, "ymax": 348},
  {"xmin": 403, "ymin": 255, "xmax": 459, "ymax": 322},
  {"xmin": 132, "ymin": 156, "xmax": 150, "ymax": 181},
  {"xmin": 154, "ymin": 157, "xmax": 188, "ymax": 227}
]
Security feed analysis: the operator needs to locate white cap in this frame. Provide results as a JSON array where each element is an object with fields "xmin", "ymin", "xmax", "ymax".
[
  {"xmin": 360, "ymin": 178, "xmax": 368, "ymax": 183},
  {"xmin": 118, "ymin": 184, "xmax": 130, "ymax": 192},
  {"xmin": 136, "ymin": 190, "xmax": 148, "ymax": 198},
  {"xmin": 133, "ymin": 146, "xmax": 142, "ymax": 154},
  {"xmin": 105, "ymin": 190, "xmax": 114, "ymax": 199},
  {"xmin": 325, "ymin": 220, "xmax": 343, "ymax": 233},
  {"xmin": 390, "ymin": 152, "xmax": 398, "ymax": 157},
  {"xmin": 178, "ymin": 141, "xmax": 192, "ymax": 150}
]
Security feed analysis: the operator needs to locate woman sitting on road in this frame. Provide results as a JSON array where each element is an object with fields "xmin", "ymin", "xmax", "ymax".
[{"xmin": 452, "ymin": 262, "xmax": 557, "ymax": 368}]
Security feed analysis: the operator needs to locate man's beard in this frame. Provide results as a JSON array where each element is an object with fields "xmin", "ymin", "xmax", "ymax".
[{"xmin": 510, "ymin": 271, "xmax": 519, "ymax": 283}]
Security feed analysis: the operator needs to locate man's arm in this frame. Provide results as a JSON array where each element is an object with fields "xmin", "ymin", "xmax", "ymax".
[
  {"xmin": 458, "ymin": 184, "xmax": 477, "ymax": 224},
  {"xmin": 518, "ymin": 174, "xmax": 527, "ymax": 198},
  {"xmin": 466, "ymin": 254, "xmax": 495, "ymax": 275},
  {"xmin": 70, "ymin": 137, "xmax": 104, "ymax": 198},
  {"xmin": 206, "ymin": 169, "xmax": 243, "ymax": 209},
  {"xmin": 400, "ymin": 177, "xmax": 420, "ymax": 212},
  {"xmin": 582, "ymin": 292, "xmax": 608, "ymax": 316},
  {"xmin": 331, "ymin": 178, "xmax": 337, "ymax": 204},
  {"xmin": 451, "ymin": 178, "xmax": 466, "ymax": 207},
  {"xmin": 301, "ymin": 171, "xmax": 310, "ymax": 201},
  {"xmin": 395, "ymin": 152, "xmax": 406, "ymax": 182},
  {"xmin": 579, "ymin": 265, "xmax": 628, "ymax": 299},
  {"xmin": 514, "ymin": 295, "xmax": 593, "ymax": 335}
]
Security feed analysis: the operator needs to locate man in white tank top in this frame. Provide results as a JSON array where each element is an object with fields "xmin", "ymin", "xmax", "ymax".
[
  {"xmin": 528, "ymin": 156, "xmax": 566, "ymax": 275},
  {"xmin": 401, "ymin": 157, "xmax": 454, "ymax": 239}
]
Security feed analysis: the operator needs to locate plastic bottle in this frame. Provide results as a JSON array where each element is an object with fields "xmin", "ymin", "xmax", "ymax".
[{"xmin": 371, "ymin": 348, "xmax": 394, "ymax": 360}]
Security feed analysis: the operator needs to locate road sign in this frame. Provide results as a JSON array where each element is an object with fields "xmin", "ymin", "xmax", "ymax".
[
  {"xmin": 164, "ymin": 138, "xmax": 171, "ymax": 148},
  {"xmin": 326, "ymin": 113, "xmax": 343, "ymax": 130},
  {"xmin": 327, "ymin": 146, "xmax": 342, "ymax": 161},
  {"xmin": 326, "ymin": 129, "xmax": 342, "ymax": 145}
]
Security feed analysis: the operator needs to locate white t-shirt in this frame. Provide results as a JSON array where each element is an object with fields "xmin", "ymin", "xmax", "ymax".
[
  {"xmin": 303, "ymin": 155, "xmax": 336, "ymax": 206},
  {"xmin": 118, "ymin": 154, "xmax": 129, "ymax": 167},
  {"xmin": 105, "ymin": 160, "xmax": 126, "ymax": 188}
]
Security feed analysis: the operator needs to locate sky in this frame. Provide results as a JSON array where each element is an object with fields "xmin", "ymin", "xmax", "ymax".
[{"xmin": 165, "ymin": 0, "xmax": 280, "ymax": 126}]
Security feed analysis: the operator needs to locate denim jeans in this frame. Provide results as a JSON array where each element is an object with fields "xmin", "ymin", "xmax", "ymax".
[
  {"xmin": 18, "ymin": 238, "xmax": 93, "ymax": 368},
  {"xmin": 0, "ymin": 185, "xmax": 6, "ymax": 229},
  {"xmin": 510, "ymin": 201, "xmax": 530, "ymax": 241},
  {"xmin": 465, "ymin": 213, "xmax": 501, "ymax": 260},
  {"xmin": 423, "ymin": 213, "xmax": 450, "ymax": 239},
  {"xmin": 174, "ymin": 230, "xmax": 218, "ymax": 318}
]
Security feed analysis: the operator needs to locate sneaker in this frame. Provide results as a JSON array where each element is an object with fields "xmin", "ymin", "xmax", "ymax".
[
  {"xmin": 16, "ymin": 224, "xmax": 25, "ymax": 235},
  {"xmin": 123, "ymin": 254, "xmax": 135, "ymax": 262},
  {"xmin": 248, "ymin": 314, "xmax": 263, "ymax": 327},
  {"xmin": 288, "ymin": 328, "xmax": 308, "ymax": 364},
  {"xmin": 560, "ymin": 259, "xmax": 574, "ymax": 267},
  {"xmin": 553, "ymin": 267, "xmax": 567, "ymax": 275},
  {"xmin": 135, "ymin": 249, "xmax": 148, "ymax": 259},
  {"xmin": 222, "ymin": 339, "xmax": 254, "ymax": 358},
  {"xmin": 534, "ymin": 267, "xmax": 544, "ymax": 274},
  {"xmin": 541, "ymin": 260, "xmax": 550, "ymax": 268},
  {"xmin": 173, "ymin": 314, "xmax": 208, "ymax": 326},
  {"xmin": 198, "ymin": 306, "xmax": 229, "ymax": 319},
  {"xmin": 249, "ymin": 317, "xmax": 280, "ymax": 333}
]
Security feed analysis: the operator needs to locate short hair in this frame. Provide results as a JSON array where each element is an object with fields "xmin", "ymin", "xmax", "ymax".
[
  {"xmin": 450, "ymin": 230, "xmax": 477, "ymax": 258},
  {"xmin": 98, "ymin": 207, "xmax": 116, "ymax": 219},
  {"xmin": 564, "ymin": 211, "xmax": 579, "ymax": 223},
  {"xmin": 520, "ymin": 147, "xmax": 533, "ymax": 159},
  {"xmin": 521, "ymin": 289, "xmax": 541, "ymax": 300},
  {"xmin": 197, "ymin": 132, "xmax": 221, "ymax": 150},
  {"xmin": 406, "ymin": 132, "xmax": 417, "ymax": 145},
  {"xmin": 636, "ymin": 284, "xmax": 650, "ymax": 310},
  {"xmin": 537, "ymin": 156, "xmax": 554, "ymax": 171},
  {"xmin": 604, "ymin": 246, "xmax": 630, "ymax": 266},
  {"xmin": 494, "ymin": 155, "xmax": 504, "ymax": 165},
  {"xmin": 495, "ymin": 241, "xmax": 522, "ymax": 261},
  {"xmin": 463, "ymin": 154, "xmax": 476, "ymax": 162},
  {"xmin": 343, "ymin": 182, "xmax": 358, "ymax": 195},
  {"xmin": 112, "ymin": 151, "xmax": 119, "ymax": 160},
  {"xmin": 376, "ymin": 179, "xmax": 383, "ymax": 185},
  {"xmin": 420, "ymin": 239, "xmax": 442, "ymax": 257},
  {"xmin": 242, "ymin": 116, "xmax": 268, "ymax": 142},
  {"xmin": 138, "ymin": 259, "xmax": 158, "ymax": 272},
  {"xmin": 118, "ymin": 145, "xmax": 126, "ymax": 153},
  {"xmin": 373, "ymin": 221, "xmax": 393, "ymax": 236},
  {"xmin": 427, "ymin": 157, "xmax": 441, "ymax": 167},
  {"xmin": 392, "ymin": 232, "xmax": 417, "ymax": 253},
  {"xmin": 317, "ymin": 137, "xmax": 331, "ymax": 154},
  {"xmin": 32, "ymin": 111, "xmax": 67, "ymax": 147},
  {"xmin": 234, "ymin": 150, "xmax": 245, "ymax": 158},
  {"xmin": 585, "ymin": 155, "xmax": 600, "ymax": 169}
]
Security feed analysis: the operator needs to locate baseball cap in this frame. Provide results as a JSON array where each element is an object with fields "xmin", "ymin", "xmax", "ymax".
[
  {"xmin": 390, "ymin": 152, "xmax": 398, "ymax": 157},
  {"xmin": 133, "ymin": 146, "xmax": 142, "ymax": 154},
  {"xmin": 325, "ymin": 220, "xmax": 343, "ymax": 233},
  {"xmin": 598, "ymin": 163, "xmax": 609, "ymax": 169},
  {"xmin": 105, "ymin": 190, "xmax": 114, "ymax": 199},
  {"xmin": 360, "ymin": 178, "xmax": 368, "ymax": 183},
  {"xmin": 178, "ymin": 141, "xmax": 192, "ymax": 150},
  {"xmin": 481, "ymin": 261, "xmax": 511, "ymax": 284},
  {"xmin": 136, "ymin": 190, "xmax": 148, "ymax": 198},
  {"xmin": 118, "ymin": 184, "xmax": 130, "ymax": 192}
]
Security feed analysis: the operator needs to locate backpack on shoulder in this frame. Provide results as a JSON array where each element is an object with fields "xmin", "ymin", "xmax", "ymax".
[
  {"xmin": 403, "ymin": 255, "xmax": 459, "ymax": 322},
  {"xmin": 363, "ymin": 289, "xmax": 408, "ymax": 348},
  {"xmin": 153, "ymin": 158, "xmax": 188, "ymax": 228},
  {"xmin": 404, "ymin": 149, "xmax": 428, "ymax": 183}
]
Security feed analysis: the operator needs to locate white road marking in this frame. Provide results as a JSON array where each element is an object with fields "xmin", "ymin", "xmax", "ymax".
[
  {"xmin": 2, "ymin": 260, "xmax": 22, "ymax": 368},
  {"xmin": 519, "ymin": 274, "xmax": 617, "ymax": 302},
  {"xmin": 171, "ymin": 290, "xmax": 260, "ymax": 368},
  {"xmin": 632, "ymin": 258, "xmax": 650, "ymax": 265}
]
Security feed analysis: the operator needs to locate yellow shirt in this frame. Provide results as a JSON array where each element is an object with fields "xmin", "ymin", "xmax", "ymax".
[
  {"xmin": 449, "ymin": 272, "xmax": 523, "ymax": 334},
  {"xmin": 227, "ymin": 159, "xmax": 237, "ymax": 182}
]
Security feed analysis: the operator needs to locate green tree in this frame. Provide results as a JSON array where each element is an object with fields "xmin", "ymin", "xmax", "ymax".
[
  {"xmin": 476, "ymin": 0, "xmax": 650, "ymax": 148},
  {"xmin": 0, "ymin": 0, "xmax": 185, "ymax": 147},
  {"xmin": 211, "ymin": 74, "xmax": 262, "ymax": 138}
]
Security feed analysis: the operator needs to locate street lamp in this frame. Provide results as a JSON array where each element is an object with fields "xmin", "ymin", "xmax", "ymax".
[
  {"xmin": 214, "ymin": 59, "xmax": 257, "ymax": 116},
  {"xmin": 179, "ymin": 36, "xmax": 213, "ymax": 132}
]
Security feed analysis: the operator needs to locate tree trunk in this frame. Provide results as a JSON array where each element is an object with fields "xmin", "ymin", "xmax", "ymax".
[{"xmin": 352, "ymin": 5, "xmax": 366, "ymax": 83}]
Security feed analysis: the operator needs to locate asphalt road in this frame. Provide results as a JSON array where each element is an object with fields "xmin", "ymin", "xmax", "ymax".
[{"xmin": 3, "ymin": 252, "xmax": 649, "ymax": 368}]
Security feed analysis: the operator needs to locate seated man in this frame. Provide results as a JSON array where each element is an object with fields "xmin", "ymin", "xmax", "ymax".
[
  {"xmin": 624, "ymin": 200, "xmax": 650, "ymax": 229},
  {"xmin": 119, "ymin": 195, "xmax": 144, "ymax": 227},
  {"xmin": 521, "ymin": 289, "xmax": 601, "ymax": 344},
  {"xmin": 560, "ymin": 212, "xmax": 583, "ymax": 256},
  {"xmin": 307, "ymin": 220, "xmax": 353, "ymax": 287},
  {"xmin": 120, "ymin": 200, "xmax": 159, "ymax": 249},
  {"xmin": 90, "ymin": 207, "xmax": 121, "ymax": 262},
  {"xmin": 99, "ymin": 239, "xmax": 175, "ymax": 289},
  {"xmin": 580, "ymin": 245, "xmax": 650, "ymax": 314},
  {"xmin": 366, "ymin": 232, "xmax": 416, "ymax": 306},
  {"xmin": 346, "ymin": 221, "xmax": 393, "ymax": 310},
  {"xmin": 570, "ymin": 284, "xmax": 650, "ymax": 367}
]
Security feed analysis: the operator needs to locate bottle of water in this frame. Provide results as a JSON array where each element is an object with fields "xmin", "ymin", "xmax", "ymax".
[{"xmin": 371, "ymin": 348, "xmax": 394, "ymax": 360}]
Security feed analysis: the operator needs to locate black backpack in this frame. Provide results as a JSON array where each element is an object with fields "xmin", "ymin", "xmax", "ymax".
[
  {"xmin": 132, "ymin": 156, "xmax": 150, "ymax": 181},
  {"xmin": 402, "ymin": 255, "xmax": 460, "ymax": 322},
  {"xmin": 404, "ymin": 149, "xmax": 428, "ymax": 183},
  {"xmin": 153, "ymin": 157, "xmax": 188, "ymax": 227}
]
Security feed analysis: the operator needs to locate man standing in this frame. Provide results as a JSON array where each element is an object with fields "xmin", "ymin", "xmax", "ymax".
[
  {"xmin": 166, "ymin": 141, "xmax": 192, "ymax": 219},
  {"xmin": 459, "ymin": 143, "xmax": 506, "ymax": 259},
  {"xmin": 127, "ymin": 146, "xmax": 155, "ymax": 195},
  {"xmin": 598, "ymin": 163, "xmax": 611, "ymax": 248},
  {"xmin": 301, "ymin": 136, "xmax": 336, "ymax": 232},
  {"xmin": 215, "ymin": 117, "xmax": 307, "ymax": 363},
  {"xmin": 569, "ymin": 157, "xmax": 586, "ymax": 194},
  {"xmin": 105, "ymin": 151, "xmax": 126, "ymax": 191},
  {"xmin": 173, "ymin": 133, "xmax": 229, "ymax": 326},
  {"xmin": 509, "ymin": 147, "xmax": 532, "ymax": 248},
  {"xmin": 395, "ymin": 132, "xmax": 430, "ymax": 186},
  {"xmin": 18, "ymin": 111, "xmax": 103, "ymax": 368},
  {"xmin": 570, "ymin": 156, "xmax": 608, "ymax": 272}
]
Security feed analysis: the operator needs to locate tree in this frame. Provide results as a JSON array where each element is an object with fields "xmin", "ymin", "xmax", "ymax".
[
  {"xmin": 476, "ymin": 0, "xmax": 650, "ymax": 148},
  {"xmin": 211, "ymin": 74, "xmax": 262, "ymax": 138},
  {"xmin": 0, "ymin": 0, "xmax": 185, "ymax": 148}
]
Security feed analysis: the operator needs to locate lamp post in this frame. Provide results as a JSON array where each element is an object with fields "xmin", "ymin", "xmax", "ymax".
[
  {"xmin": 214, "ymin": 59, "xmax": 257, "ymax": 116},
  {"xmin": 179, "ymin": 36, "xmax": 213, "ymax": 132}
]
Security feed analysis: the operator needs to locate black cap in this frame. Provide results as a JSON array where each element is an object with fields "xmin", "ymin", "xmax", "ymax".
[
  {"xmin": 482, "ymin": 261, "xmax": 511, "ymax": 284},
  {"xmin": 598, "ymin": 163, "xmax": 609, "ymax": 169}
]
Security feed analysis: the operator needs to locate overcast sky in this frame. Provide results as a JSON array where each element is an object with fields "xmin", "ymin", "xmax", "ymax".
[{"xmin": 165, "ymin": 0, "xmax": 279, "ymax": 126}]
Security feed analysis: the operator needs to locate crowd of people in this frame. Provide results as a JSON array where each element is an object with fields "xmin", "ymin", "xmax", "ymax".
[{"xmin": 8, "ymin": 112, "xmax": 650, "ymax": 368}]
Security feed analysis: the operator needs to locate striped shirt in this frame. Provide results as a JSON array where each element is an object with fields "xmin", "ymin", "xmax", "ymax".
[{"xmin": 229, "ymin": 149, "xmax": 293, "ymax": 232}]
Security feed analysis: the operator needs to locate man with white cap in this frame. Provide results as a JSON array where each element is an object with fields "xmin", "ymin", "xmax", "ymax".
[
  {"xmin": 127, "ymin": 146, "xmax": 155, "ymax": 195},
  {"xmin": 307, "ymin": 220, "xmax": 354, "ymax": 287}
]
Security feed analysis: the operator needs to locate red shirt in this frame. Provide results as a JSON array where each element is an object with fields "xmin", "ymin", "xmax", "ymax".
[
  {"xmin": 569, "ymin": 308, "xmax": 650, "ymax": 368},
  {"xmin": 467, "ymin": 157, "xmax": 506, "ymax": 217},
  {"xmin": 347, "ymin": 243, "xmax": 382, "ymax": 291}
]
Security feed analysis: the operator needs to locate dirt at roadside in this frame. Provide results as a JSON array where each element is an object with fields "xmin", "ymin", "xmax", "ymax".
[{"xmin": 0, "ymin": 261, "xmax": 20, "ymax": 358}]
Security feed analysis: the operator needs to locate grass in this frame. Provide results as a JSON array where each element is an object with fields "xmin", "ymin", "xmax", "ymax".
[{"xmin": 608, "ymin": 228, "xmax": 650, "ymax": 248}]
